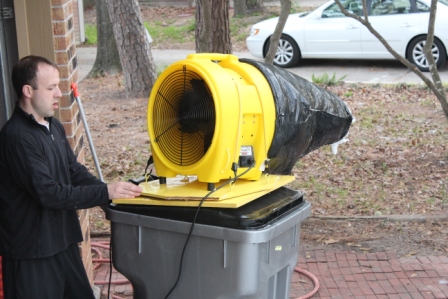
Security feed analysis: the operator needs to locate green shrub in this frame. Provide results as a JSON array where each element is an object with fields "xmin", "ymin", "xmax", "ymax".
[{"xmin": 311, "ymin": 72, "xmax": 347, "ymax": 86}]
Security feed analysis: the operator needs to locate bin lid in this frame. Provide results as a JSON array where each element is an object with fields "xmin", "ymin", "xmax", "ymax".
[{"xmin": 108, "ymin": 187, "xmax": 304, "ymax": 229}]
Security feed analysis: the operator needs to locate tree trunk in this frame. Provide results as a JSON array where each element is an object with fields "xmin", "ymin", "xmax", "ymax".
[
  {"xmin": 210, "ymin": 0, "xmax": 232, "ymax": 54},
  {"xmin": 195, "ymin": 0, "xmax": 212, "ymax": 52},
  {"xmin": 105, "ymin": 0, "xmax": 157, "ymax": 98},
  {"xmin": 87, "ymin": 0, "xmax": 121, "ymax": 78},
  {"xmin": 265, "ymin": 0, "xmax": 291, "ymax": 64},
  {"xmin": 247, "ymin": 0, "xmax": 264, "ymax": 14},
  {"xmin": 196, "ymin": 0, "xmax": 232, "ymax": 54}
]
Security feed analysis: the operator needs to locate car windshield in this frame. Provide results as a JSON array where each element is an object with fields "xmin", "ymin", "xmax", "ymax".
[
  {"xmin": 322, "ymin": 1, "xmax": 364, "ymax": 17},
  {"xmin": 321, "ymin": 0, "xmax": 440, "ymax": 16}
]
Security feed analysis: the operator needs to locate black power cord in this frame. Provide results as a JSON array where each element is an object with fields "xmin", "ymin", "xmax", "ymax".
[
  {"xmin": 163, "ymin": 162, "xmax": 256, "ymax": 299},
  {"xmin": 107, "ymin": 156, "xmax": 155, "ymax": 298}
]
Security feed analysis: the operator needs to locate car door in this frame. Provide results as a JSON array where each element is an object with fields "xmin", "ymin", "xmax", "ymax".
[
  {"xmin": 361, "ymin": 0, "xmax": 427, "ymax": 57},
  {"xmin": 303, "ymin": 2, "xmax": 363, "ymax": 58}
]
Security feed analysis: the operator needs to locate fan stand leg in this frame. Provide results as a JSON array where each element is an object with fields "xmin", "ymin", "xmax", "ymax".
[{"xmin": 207, "ymin": 183, "xmax": 215, "ymax": 191}]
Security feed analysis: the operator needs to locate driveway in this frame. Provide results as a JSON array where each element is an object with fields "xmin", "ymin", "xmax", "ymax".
[{"xmin": 77, "ymin": 47, "xmax": 448, "ymax": 85}]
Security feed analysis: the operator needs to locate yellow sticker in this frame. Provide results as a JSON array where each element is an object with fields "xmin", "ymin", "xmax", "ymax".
[{"xmin": 275, "ymin": 246, "xmax": 282, "ymax": 251}]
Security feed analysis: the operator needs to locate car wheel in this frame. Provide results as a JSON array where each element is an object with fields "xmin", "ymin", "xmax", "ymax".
[
  {"xmin": 264, "ymin": 34, "xmax": 300, "ymax": 68},
  {"xmin": 407, "ymin": 36, "xmax": 447, "ymax": 72}
]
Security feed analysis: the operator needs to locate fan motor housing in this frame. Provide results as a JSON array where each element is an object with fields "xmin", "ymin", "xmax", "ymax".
[{"xmin": 147, "ymin": 54, "xmax": 276, "ymax": 184}]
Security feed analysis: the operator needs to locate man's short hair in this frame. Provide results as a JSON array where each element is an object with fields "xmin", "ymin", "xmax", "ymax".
[{"xmin": 11, "ymin": 55, "xmax": 59, "ymax": 100}]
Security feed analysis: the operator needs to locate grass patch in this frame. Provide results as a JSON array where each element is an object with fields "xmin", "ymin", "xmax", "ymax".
[
  {"xmin": 84, "ymin": 20, "xmax": 196, "ymax": 47},
  {"xmin": 84, "ymin": 24, "xmax": 97, "ymax": 45},
  {"xmin": 312, "ymin": 72, "xmax": 347, "ymax": 86},
  {"xmin": 145, "ymin": 20, "xmax": 195, "ymax": 46}
]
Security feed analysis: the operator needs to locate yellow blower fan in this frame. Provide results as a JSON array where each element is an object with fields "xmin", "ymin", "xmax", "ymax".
[
  {"xmin": 148, "ymin": 53, "xmax": 276, "ymax": 191},
  {"xmin": 133, "ymin": 53, "xmax": 353, "ymax": 206},
  {"xmin": 115, "ymin": 54, "xmax": 353, "ymax": 206}
]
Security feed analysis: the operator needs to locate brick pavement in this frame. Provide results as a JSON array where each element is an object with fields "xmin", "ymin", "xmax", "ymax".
[
  {"xmin": 291, "ymin": 250, "xmax": 448, "ymax": 299},
  {"xmin": 94, "ymin": 246, "xmax": 448, "ymax": 299},
  {"xmin": 94, "ymin": 261, "xmax": 133, "ymax": 299}
]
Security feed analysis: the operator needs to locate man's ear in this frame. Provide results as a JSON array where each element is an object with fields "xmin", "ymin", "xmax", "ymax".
[{"xmin": 22, "ymin": 85, "xmax": 33, "ymax": 98}]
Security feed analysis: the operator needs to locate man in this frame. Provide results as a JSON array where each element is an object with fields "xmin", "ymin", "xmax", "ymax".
[{"xmin": 0, "ymin": 55, "xmax": 142, "ymax": 298}]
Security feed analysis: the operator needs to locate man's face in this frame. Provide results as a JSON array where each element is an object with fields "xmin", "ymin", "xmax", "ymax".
[{"xmin": 28, "ymin": 63, "xmax": 62, "ymax": 122}]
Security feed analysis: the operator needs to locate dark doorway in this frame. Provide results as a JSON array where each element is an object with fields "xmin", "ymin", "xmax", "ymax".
[{"xmin": 0, "ymin": 0, "xmax": 19, "ymax": 129}]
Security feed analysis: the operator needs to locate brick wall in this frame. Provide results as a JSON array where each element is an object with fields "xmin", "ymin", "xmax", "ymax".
[{"xmin": 51, "ymin": 0, "xmax": 95, "ymax": 285}]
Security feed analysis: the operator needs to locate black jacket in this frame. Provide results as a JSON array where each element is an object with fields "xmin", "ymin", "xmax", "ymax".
[{"xmin": 0, "ymin": 106, "xmax": 109, "ymax": 259}]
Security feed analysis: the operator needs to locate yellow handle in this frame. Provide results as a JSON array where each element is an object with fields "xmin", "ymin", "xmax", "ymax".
[{"xmin": 186, "ymin": 53, "xmax": 238, "ymax": 63}]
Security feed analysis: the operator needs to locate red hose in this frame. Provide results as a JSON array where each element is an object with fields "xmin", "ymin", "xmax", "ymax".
[
  {"xmin": 91, "ymin": 241, "xmax": 131, "ymax": 286},
  {"xmin": 91, "ymin": 241, "xmax": 319, "ymax": 298},
  {"xmin": 94, "ymin": 279, "xmax": 130, "ymax": 285},
  {"xmin": 92, "ymin": 242, "xmax": 111, "ymax": 250},
  {"xmin": 293, "ymin": 267, "xmax": 320, "ymax": 299}
]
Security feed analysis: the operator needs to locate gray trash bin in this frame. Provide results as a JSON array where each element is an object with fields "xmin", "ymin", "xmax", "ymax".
[{"xmin": 107, "ymin": 186, "xmax": 311, "ymax": 299}]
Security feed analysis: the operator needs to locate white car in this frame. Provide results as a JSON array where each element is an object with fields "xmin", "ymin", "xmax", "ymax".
[{"xmin": 246, "ymin": 0, "xmax": 448, "ymax": 71}]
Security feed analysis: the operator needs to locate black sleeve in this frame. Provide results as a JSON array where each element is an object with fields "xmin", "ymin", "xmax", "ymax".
[{"xmin": 8, "ymin": 125, "xmax": 109, "ymax": 210}]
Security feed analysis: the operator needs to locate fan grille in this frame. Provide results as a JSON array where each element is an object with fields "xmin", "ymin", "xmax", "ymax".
[{"xmin": 152, "ymin": 67, "xmax": 215, "ymax": 166}]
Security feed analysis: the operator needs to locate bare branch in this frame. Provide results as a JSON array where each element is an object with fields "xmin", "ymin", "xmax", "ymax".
[
  {"xmin": 425, "ymin": 0, "xmax": 447, "ymax": 103},
  {"xmin": 334, "ymin": 0, "xmax": 448, "ymax": 119},
  {"xmin": 265, "ymin": 0, "xmax": 292, "ymax": 64}
]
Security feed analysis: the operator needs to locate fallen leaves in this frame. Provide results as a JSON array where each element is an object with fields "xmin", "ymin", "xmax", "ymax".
[
  {"xmin": 325, "ymin": 238, "xmax": 338, "ymax": 244},
  {"xmin": 287, "ymin": 84, "xmax": 447, "ymax": 218}
]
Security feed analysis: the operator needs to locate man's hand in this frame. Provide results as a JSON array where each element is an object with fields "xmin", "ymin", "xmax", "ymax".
[{"xmin": 107, "ymin": 181, "xmax": 143, "ymax": 199}]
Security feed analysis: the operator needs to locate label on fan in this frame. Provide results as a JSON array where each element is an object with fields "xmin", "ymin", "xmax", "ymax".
[
  {"xmin": 240, "ymin": 146, "xmax": 253, "ymax": 156},
  {"xmin": 239, "ymin": 146, "xmax": 254, "ymax": 168}
]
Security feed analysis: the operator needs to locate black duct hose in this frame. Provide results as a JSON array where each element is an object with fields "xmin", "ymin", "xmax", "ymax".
[{"xmin": 239, "ymin": 59, "xmax": 353, "ymax": 175}]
